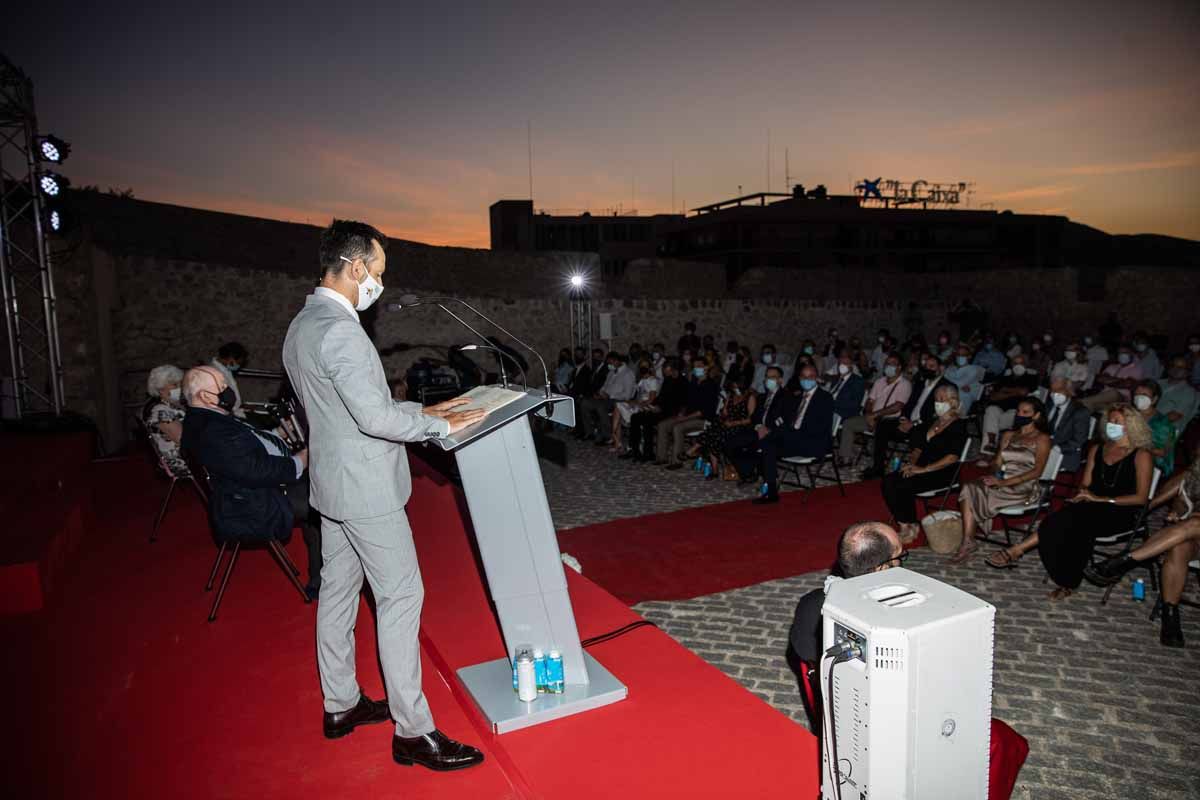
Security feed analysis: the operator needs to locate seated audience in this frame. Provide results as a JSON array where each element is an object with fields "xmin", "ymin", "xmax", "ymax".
[
  {"xmin": 579, "ymin": 352, "xmax": 635, "ymax": 444},
  {"xmin": 879, "ymin": 384, "xmax": 968, "ymax": 541},
  {"xmin": 727, "ymin": 365, "xmax": 797, "ymax": 482},
  {"xmin": 862, "ymin": 352, "xmax": 953, "ymax": 479},
  {"xmin": 837, "ymin": 353, "xmax": 911, "ymax": 467},
  {"xmin": 1035, "ymin": 405, "xmax": 1153, "ymax": 600},
  {"xmin": 144, "ymin": 364, "xmax": 190, "ymax": 476},
  {"xmin": 657, "ymin": 357, "xmax": 721, "ymax": 467},
  {"xmin": 570, "ymin": 347, "xmax": 607, "ymax": 438},
  {"xmin": 788, "ymin": 521, "xmax": 905, "ymax": 667},
  {"xmin": 1025, "ymin": 338, "xmax": 1052, "ymax": 382},
  {"xmin": 211, "ymin": 341, "xmax": 248, "ymax": 418},
  {"xmin": 978, "ymin": 353, "xmax": 1040, "ymax": 456},
  {"xmin": 677, "ymin": 321, "xmax": 700, "ymax": 355},
  {"xmin": 826, "ymin": 350, "xmax": 866, "ymax": 425},
  {"xmin": 1083, "ymin": 334, "xmax": 1109, "ymax": 389},
  {"xmin": 553, "ymin": 348, "xmax": 574, "ymax": 393},
  {"xmin": 971, "ymin": 335, "xmax": 1006, "ymax": 380},
  {"xmin": 752, "ymin": 343, "xmax": 792, "ymax": 392},
  {"xmin": 181, "ymin": 366, "xmax": 321, "ymax": 597},
  {"xmin": 1134, "ymin": 379, "xmax": 1177, "ymax": 477},
  {"xmin": 1188, "ymin": 334, "xmax": 1200, "ymax": 387},
  {"xmin": 1132, "ymin": 331, "xmax": 1163, "ymax": 380},
  {"xmin": 869, "ymin": 329, "xmax": 892, "ymax": 376},
  {"xmin": 847, "ymin": 336, "xmax": 870, "ymax": 377},
  {"xmin": 934, "ymin": 331, "xmax": 954, "ymax": 363},
  {"xmin": 649, "ymin": 343, "xmax": 667, "ymax": 378},
  {"xmin": 946, "ymin": 342, "xmax": 987, "ymax": 415},
  {"xmin": 820, "ymin": 327, "xmax": 844, "ymax": 375},
  {"xmin": 1086, "ymin": 454, "xmax": 1200, "ymax": 647},
  {"xmin": 689, "ymin": 376, "xmax": 755, "ymax": 479},
  {"xmin": 625, "ymin": 360, "xmax": 686, "ymax": 462},
  {"xmin": 722, "ymin": 340, "xmax": 740, "ymax": 373},
  {"xmin": 954, "ymin": 397, "xmax": 1052, "ymax": 565},
  {"xmin": 1004, "ymin": 332, "xmax": 1023, "ymax": 360},
  {"xmin": 1081, "ymin": 343, "xmax": 1143, "ymax": 411},
  {"xmin": 1042, "ymin": 376, "xmax": 1092, "ymax": 473},
  {"xmin": 732, "ymin": 346, "xmax": 756, "ymax": 390},
  {"xmin": 1050, "ymin": 342, "xmax": 1090, "ymax": 394},
  {"xmin": 753, "ymin": 364, "xmax": 835, "ymax": 505},
  {"xmin": 1158, "ymin": 355, "xmax": 1199, "ymax": 435},
  {"xmin": 610, "ymin": 360, "xmax": 660, "ymax": 453}
]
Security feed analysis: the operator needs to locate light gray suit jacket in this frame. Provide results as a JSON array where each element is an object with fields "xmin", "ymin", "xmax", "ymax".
[{"xmin": 282, "ymin": 292, "xmax": 449, "ymax": 521}]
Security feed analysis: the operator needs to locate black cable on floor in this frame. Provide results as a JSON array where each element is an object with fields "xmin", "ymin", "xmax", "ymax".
[{"xmin": 581, "ymin": 620, "xmax": 659, "ymax": 648}]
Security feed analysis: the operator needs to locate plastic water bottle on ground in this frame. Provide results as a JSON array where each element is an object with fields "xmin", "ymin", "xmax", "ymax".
[{"xmin": 1132, "ymin": 578, "xmax": 1145, "ymax": 602}]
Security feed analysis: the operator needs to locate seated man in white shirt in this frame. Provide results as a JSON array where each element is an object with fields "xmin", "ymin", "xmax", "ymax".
[
  {"xmin": 579, "ymin": 352, "xmax": 637, "ymax": 444},
  {"xmin": 1132, "ymin": 332, "xmax": 1163, "ymax": 380},
  {"xmin": 1083, "ymin": 334, "xmax": 1109, "ymax": 390},
  {"xmin": 945, "ymin": 343, "xmax": 987, "ymax": 415},
  {"xmin": 1050, "ymin": 341, "xmax": 1091, "ymax": 394},
  {"xmin": 751, "ymin": 343, "xmax": 792, "ymax": 392},
  {"xmin": 836, "ymin": 353, "xmax": 912, "ymax": 466},
  {"xmin": 1159, "ymin": 355, "xmax": 1199, "ymax": 435}
]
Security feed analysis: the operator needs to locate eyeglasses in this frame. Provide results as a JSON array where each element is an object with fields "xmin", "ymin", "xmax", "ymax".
[{"xmin": 876, "ymin": 549, "xmax": 909, "ymax": 571}]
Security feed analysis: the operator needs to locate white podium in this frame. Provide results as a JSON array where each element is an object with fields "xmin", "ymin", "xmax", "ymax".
[{"xmin": 431, "ymin": 387, "xmax": 627, "ymax": 733}]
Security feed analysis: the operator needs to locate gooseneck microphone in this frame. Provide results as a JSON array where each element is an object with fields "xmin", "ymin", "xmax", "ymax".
[
  {"xmin": 389, "ymin": 294, "xmax": 508, "ymax": 389},
  {"xmin": 390, "ymin": 294, "xmax": 552, "ymax": 398},
  {"xmin": 458, "ymin": 345, "xmax": 528, "ymax": 391}
]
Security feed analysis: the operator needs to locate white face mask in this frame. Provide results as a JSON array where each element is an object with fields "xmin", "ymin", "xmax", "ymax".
[
  {"xmin": 884, "ymin": 365, "xmax": 898, "ymax": 378},
  {"xmin": 1012, "ymin": 364, "xmax": 1027, "ymax": 376},
  {"xmin": 934, "ymin": 401, "xmax": 952, "ymax": 417},
  {"xmin": 1190, "ymin": 343, "xmax": 1200, "ymax": 353},
  {"xmin": 1051, "ymin": 392, "xmax": 1068, "ymax": 406},
  {"xmin": 342, "ymin": 256, "xmax": 384, "ymax": 311},
  {"xmin": 1133, "ymin": 395, "xmax": 1152, "ymax": 411},
  {"xmin": 1105, "ymin": 422, "xmax": 1125, "ymax": 441},
  {"xmin": 837, "ymin": 363, "xmax": 850, "ymax": 375},
  {"xmin": 762, "ymin": 353, "xmax": 774, "ymax": 364},
  {"xmin": 1118, "ymin": 352, "xmax": 1132, "ymax": 365},
  {"xmin": 168, "ymin": 387, "xmax": 181, "ymax": 403},
  {"xmin": 1083, "ymin": 337, "xmax": 1093, "ymax": 346},
  {"xmin": 1064, "ymin": 351, "xmax": 1077, "ymax": 362}
]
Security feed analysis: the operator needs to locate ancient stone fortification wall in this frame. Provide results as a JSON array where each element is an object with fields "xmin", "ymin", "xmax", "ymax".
[{"xmin": 34, "ymin": 238, "xmax": 1200, "ymax": 452}]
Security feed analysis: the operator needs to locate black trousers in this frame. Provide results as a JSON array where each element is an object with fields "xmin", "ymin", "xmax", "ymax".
[
  {"xmin": 1038, "ymin": 503, "xmax": 1137, "ymax": 590},
  {"xmin": 628, "ymin": 410, "xmax": 663, "ymax": 456},
  {"xmin": 283, "ymin": 477, "xmax": 322, "ymax": 588},
  {"xmin": 760, "ymin": 429, "xmax": 829, "ymax": 492},
  {"xmin": 725, "ymin": 426, "xmax": 762, "ymax": 479},
  {"xmin": 872, "ymin": 417, "xmax": 907, "ymax": 471},
  {"xmin": 880, "ymin": 466, "xmax": 955, "ymax": 524}
]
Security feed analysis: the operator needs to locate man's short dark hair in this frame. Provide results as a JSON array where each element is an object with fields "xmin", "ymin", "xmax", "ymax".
[
  {"xmin": 1135, "ymin": 379, "xmax": 1162, "ymax": 402},
  {"xmin": 766, "ymin": 365, "xmax": 784, "ymax": 378},
  {"xmin": 684, "ymin": 322, "xmax": 696, "ymax": 331},
  {"xmin": 607, "ymin": 351, "xmax": 624, "ymax": 363},
  {"xmin": 218, "ymin": 342, "xmax": 247, "ymax": 361},
  {"xmin": 762, "ymin": 343, "xmax": 776, "ymax": 352},
  {"xmin": 319, "ymin": 219, "xmax": 388, "ymax": 278},
  {"xmin": 837, "ymin": 521, "xmax": 896, "ymax": 577}
]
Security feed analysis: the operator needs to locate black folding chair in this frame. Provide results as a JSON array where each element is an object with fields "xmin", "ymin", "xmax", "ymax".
[
  {"xmin": 140, "ymin": 418, "xmax": 208, "ymax": 543},
  {"xmin": 915, "ymin": 437, "xmax": 974, "ymax": 515},
  {"xmin": 1091, "ymin": 467, "xmax": 1162, "ymax": 606},
  {"xmin": 987, "ymin": 446, "xmax": 1065, "ymax": 547},
  {"xmin": 778, "ymin": 415, "xmax": 846, "ymax": 502}
]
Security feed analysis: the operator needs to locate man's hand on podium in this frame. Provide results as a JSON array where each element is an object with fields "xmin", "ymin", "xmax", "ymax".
[{"xmin": 425, "ymin": 397, "xmax": 488, "ymax": 434}]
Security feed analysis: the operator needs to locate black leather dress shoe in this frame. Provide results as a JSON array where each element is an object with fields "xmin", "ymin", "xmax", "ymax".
[
  {"xmin": 752, "ymin": 493, "xmax": 780, "ymax": 505},
  {"xmin": 393, "ymin": 730, "xmax": 484, "ymax": 771},
  {"xmin": 323, "ymin": 694, "xmax": 391, "ymax": 739}
]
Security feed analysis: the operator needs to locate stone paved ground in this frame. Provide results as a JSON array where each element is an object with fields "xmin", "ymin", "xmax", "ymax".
[{"xmin": 541, "ymin": 436, "xmax": 1200, "ymax": 800}]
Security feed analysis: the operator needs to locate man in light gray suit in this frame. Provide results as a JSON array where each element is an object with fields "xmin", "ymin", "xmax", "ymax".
[{"xmin": 283, "ymin": 220, "xmax": 486, "ymax": 771}]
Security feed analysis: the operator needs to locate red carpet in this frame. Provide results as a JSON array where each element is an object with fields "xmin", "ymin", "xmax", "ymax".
[
  {"xmin": 4, "ymin": 452, "xmax": 819, "ymax": 799},
  {"xmin": 557, "ymin": 480, "xmax": 892, "ymax": 604}
]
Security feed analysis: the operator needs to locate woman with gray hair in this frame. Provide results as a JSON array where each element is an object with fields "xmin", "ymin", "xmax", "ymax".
[
  {"xmin": 143, "ymin": 364, "xmax": 189, "ymax": 476},
  {"xmin": 879, "ymin": 383, "xmax": 969, "ymax": 542}
]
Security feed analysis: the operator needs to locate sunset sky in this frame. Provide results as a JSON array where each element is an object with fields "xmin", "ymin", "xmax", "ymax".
[{"xmin": 9, "ymin": 1, "xmax": 1199, "ymax": 247}]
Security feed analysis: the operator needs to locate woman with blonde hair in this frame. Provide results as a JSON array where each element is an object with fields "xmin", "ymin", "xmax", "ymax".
[{"xmin": 1036, "ymin": 404, "xmax": 1154, "ymax": 600}]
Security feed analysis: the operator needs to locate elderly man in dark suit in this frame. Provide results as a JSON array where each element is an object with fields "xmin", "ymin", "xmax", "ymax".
[
  {"xmin": 862, "ymin": 352, "xmax": 954, "ymax": 479},
  {"xmin": 181, "ymin": 365, "xmax": 321, "ymax": 597},
  {"xmin": 726, "ymin": 365, "xmax": 798, "ymax": 482},
  {"xmin": 1044, "ymin": 375, "xmax": 1092, "ymax": 473},
  {"xmin": 754, "ymin": 364, "xmax": 836, "ymax": 505}
]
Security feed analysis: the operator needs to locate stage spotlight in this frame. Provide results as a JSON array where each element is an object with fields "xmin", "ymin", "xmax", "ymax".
[
  {"xmin": 38, "ymin": 171, "xmax": 69, "ymax": 197},
  {"xmin": 570, "ymin": 274, "xmax": 584, "ymax": 288},
  {"xmin": 36, "ymin": 135, "xmax": 71, "ymax": 164},
  {"xmin": 47, "ymin": 206, "xmax": 64, "ymax": 233}
]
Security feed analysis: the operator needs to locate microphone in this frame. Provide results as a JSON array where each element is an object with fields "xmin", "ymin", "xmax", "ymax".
[
  {"xmin": 459, "ymin": 345, "xmax": 528, "ymax": 391},
  {"xmin": 417, "ymin": 296, "xmax": 553, "ymax": 398},
  {"xmin": 390, "ymin": 295, "xmax": 508, "ymax": 388}
]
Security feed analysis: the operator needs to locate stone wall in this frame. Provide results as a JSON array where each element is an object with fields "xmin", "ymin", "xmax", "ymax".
[{"xmin": 11, "ymin": 228, "xmax": 1198, "ymax": 453}]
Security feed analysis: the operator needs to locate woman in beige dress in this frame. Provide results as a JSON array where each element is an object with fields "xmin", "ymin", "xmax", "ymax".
[{"xmin": 951, "ymin": 397, "xmax": 1053, "ymax": 563}]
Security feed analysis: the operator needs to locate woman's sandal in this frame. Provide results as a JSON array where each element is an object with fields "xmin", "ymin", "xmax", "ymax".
[
  {"xmin": 1048, "ymin": 587, "xmax": 1073, "ymax": 601},
  {"xmin": 948, "ymin": 545, "xmax": 978, "ymax": 564},
  {"xmin": 985, "ymin": 550, "xmax": 1020, "ymax": 569}
]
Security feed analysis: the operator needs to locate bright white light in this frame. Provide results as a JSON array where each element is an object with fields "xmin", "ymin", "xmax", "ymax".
[
  {"xmin": 49, "ymin": 210, "xmax": 62, "ymax": 231},
  {"xmin": 40, "ymin": 141, "xmax": 60, "ymax": 162},
  {"xmin": 570, "ymin": 275, "xmax": 584, "ymax": 288},
  {"xmin": 39, "ymin": 175, "xmax": 61, "ymax": 196}
]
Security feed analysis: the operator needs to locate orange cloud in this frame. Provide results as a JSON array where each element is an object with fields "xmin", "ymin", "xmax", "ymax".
[
  {"xmin": 990, "ymin": 184, "xmax": 1077, "ymax": 201},
  {"xmin": 1055, "ymin": 151, "xmax": 1200, "ymax": 176}
]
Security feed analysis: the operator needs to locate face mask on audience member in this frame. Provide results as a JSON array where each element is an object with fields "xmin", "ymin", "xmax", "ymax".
[
  {"xmin": 1105, "ymin": 422, "xmax": 1125, "ymax": 441},
  {"xmin": 1042, "ymin": 334, "xmax": 1053, "ymax": 344},
  {"xmin": 799, "ymin": 378, "xmax": 817, "ymax": 392},
  {"xmin": 837, "ymin": 363, "xmax": 850, "ymax": 376},
  {"xmin": 1012, "ymin": 364, "xmax": 1027, "ymax": 376},
  {"xmin": 693, "ymin": 367, "xmax": 706, "ymax": 378},
  {"xmin": 765, "ymin": 378, "xmax": 779, "ymax": 392},
  {"xmin": 1051, "ymin": 391, "xmax": 1068, "ymax": 406},
  {"xmin": 1117, "ymin": 352, "xmax": 1132, "ymax": 365},
  {"xmin": 1083, "ymin": 336, "xmax": 1093, "ymax": 346},
  {"xmin": 1189, "ymin": 343, "xmax": 1200, "ymax": 354},
  {"xmin": 168, "ymin": 387, "xmax": 181, "ymax": 403},
  {"xmin": 1012, "ymin": 414, "xmax": 1033, "ymax": 430},
  {"xmin": 983, "ymin": 341, "xmax": 994, "ymax": 351},
  {"xmin": 803, "ymin": 345, "xmax": 814, "ymax": 355},
  {"xmin": 1064, "ymin": 350, "xmax": 1077, "ymax": 362},
  {"xmin": 216, "ymin": 386, "xmax": 237, "ymax": 413},
  {"xmin": 934, "ymin": 401, "xmax": 952, "ymax": 417},
  {"xmin": 228, "ymin": 363, "xmax": 241, "ymax": 373},
  {"xmin": 1133, "ymin": 395, "xmax": 1152, "ymax": 411},
  {"xmin": 1134, "ymin": 342, "xmax": 1147, "ymax": 353},
  {"xmin": 1008, "ymin": 335, "xmax": 1018, "ymax": 345},
  {"xmin": 1031, "ymin": 343, "xmax": 1041, "ymax": 353},
  {"xmin": 762, "ymin": 352, "xmax": 774, "ymax": 365},
  {"xmin": 651, "ymin": 351, "xmax": 661, "ymax": 361},
  {"xmin": 884, "ymin": 364, "xmax": 898, "ymax": 378},
  {"xmin": 955, "ymin": 355, "xmax": 968, "ymax": 366},
  {"xmin": 938, "ymin": 337, "xmax": 949, "ymax": 346},
  {"xmin": 877, "ymin": 335, "xmax": 886, "ymax": 344}
]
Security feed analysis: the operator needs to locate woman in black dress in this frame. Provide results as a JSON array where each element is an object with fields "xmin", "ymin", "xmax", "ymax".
[
  {"xmin": 1037, "ymin": 404, "xmax": 1154, "ymax": 600},
  {"xmin": 690, "ymin": 376, "xmax": 756, "ymax": 479},
  {"xmin": 881, "ymin": 384, "xmax": 969, "ymax": 542}
]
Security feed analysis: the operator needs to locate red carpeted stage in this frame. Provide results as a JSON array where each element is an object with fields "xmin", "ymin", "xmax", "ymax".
[{"xmin": 3, "ymin": 444, "xmax": 820, "ymax": 799}]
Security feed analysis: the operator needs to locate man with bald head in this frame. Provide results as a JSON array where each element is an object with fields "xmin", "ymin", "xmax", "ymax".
[
  {"xmin": 282, "ymin": 219, "xmax": 486, "ymax": 773},
  {"xmin": 180, "ymin": 365, "xmax": 322, "ymax": 593},
  {"xmin": 788, "ymin": 521, "xmax": 906, "ymax": 668}
]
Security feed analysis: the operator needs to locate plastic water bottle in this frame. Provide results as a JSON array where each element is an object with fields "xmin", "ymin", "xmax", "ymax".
[
  {"xmin": 1132, "ymin": 578, "xmax": 1145, "ymax": 602},
  {"xmin": 516, "ymin": 653, "xmax": 537, "ymax": 702},
  {"xmin": 546, "ymin": 650, "xmax": 565, "ymax": 694},
  {"xmin": 532, "ymin": 648, "xmax": 548, "ymax": 692},
  {"xmin": 889, "ymin": 455, "xmax": 902, "ymax": 473},
  {"xmin": 694, "ymin": 456, "xmax": 704, "ymax": 472},
  {"xmin": 760, "ymin": 481, "xmax": 769, "ymax": 496},
  {"xmin": 703, "ymin": 462, "xmax": 713, "ymax": 478}
]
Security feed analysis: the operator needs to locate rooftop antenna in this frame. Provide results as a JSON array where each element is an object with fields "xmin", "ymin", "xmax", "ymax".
[
  {"xmin": 766, "ymin": 129, "xmax": 771, "ymax": 193},
  {"xmin": 527, "ymin": 120, "xmax": 534, "ymax": 201},
  {"xmin": 671, "ymin": 156, "xmax": 676, "ymax": 215},
  {"xmin": 785, "ymin": 147, "xmax": 790, "ymax": 192}
]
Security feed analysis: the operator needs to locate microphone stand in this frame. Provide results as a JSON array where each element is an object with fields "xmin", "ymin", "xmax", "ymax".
[
  {"xmin": 459, "ymin": 345, "xmax": 528, "ymax": 392},
  {"xmin": 393, "ymin": 299, "xmax": 508, "ymax": 389},
  {"xmin": 422, "ymin": 297, "xmax": 553, "ymax": 398}
]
